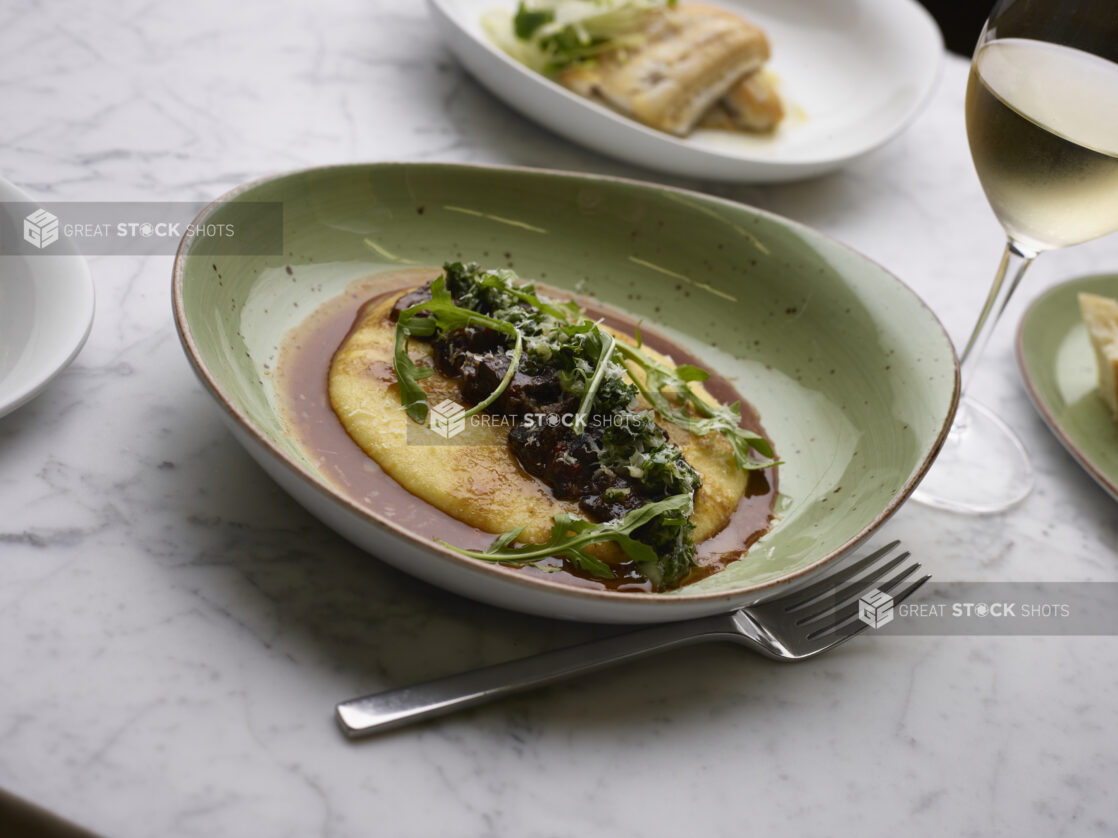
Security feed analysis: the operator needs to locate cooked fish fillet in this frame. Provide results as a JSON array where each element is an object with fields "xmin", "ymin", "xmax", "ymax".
[
  {"xmin": 699, "ymin": 70, "xmax": 784, "ymax": 133},
  {"xmin": 560, "ymin": 3, "xmax": 770, "ymax": 137},
  {"xmin": 329, "ymin": 288, "xmax": 747, "ymax": 559}
]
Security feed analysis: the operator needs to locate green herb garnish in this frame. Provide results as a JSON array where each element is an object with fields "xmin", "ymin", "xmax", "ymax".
[
  {"xmin": 513, "ymin": 2, "xmax": 554, "ymax": 39},
  {"xmin": 572, "ymin": 328, "xmax": 616, "ymax": 435},
  {"xmin": 488, "ymin": 0, "xmax": 678, "ymax": 75},
  {"xmin": 392, "ymin": 261, "xmax": 775, "ymax": 590},
  {"xmin": 393, "ymin": 275, "xmax": 523, "ymax": 422},
  {"xmin": 614, "ymin": 341, "xmax": 778, "ymax": 471},
  {"xmin": 439, "ymin": 492, "xmax": 694, "ymax": 584}
]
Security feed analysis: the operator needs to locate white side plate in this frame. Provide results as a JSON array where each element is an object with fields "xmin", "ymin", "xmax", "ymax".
[
  {"xmin": 0, "ymin": 179, "xmax": 95, "ymax": 417},
  {"xmin": 429, "ymin": 0, "xmax": 944, "ymax": 182}
]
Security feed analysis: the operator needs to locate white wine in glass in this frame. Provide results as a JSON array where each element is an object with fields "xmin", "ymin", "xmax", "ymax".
[
  {"xmin": 968, "ymin": 39, "xmax": 1118, "ymax": 253},
  {"xmin": 914, "ymin": 0, "xmax": 1118, "ymax": 513}
]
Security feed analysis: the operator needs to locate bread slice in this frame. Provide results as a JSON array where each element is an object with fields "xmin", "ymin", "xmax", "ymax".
[{"xmin": 1078, "ymin": 292, "xmax": 1118, "ymax": 419}]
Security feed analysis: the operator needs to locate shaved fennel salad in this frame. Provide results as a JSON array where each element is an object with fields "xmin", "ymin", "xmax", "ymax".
[{"xmin": 482, "ymin": 0, "xmax": 678, "ymax": 74}]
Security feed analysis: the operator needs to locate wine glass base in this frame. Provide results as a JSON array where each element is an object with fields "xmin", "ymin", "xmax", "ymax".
[{"xmin": 912, "ymin": 398, "xmax": 1035, "ymax": 515}]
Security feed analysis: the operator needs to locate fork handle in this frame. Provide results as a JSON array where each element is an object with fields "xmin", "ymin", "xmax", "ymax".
[{"xmin": 336, "ymin": 613, "xmax": 737, "ymax": 739}]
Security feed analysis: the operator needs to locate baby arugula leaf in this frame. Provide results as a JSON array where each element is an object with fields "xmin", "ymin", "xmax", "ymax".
[
  {"xmin": 613, "ymin": 341, "xmax": 778, "ymax": 470},
  {"xmin": 392, "ymin": 325, "xmax": 436, "ymax": 422},
  {"xmin": 438, "ymin": 493, "xmax": 695, "ymax": 579},
  {"xmin": 463, "ymin": 332, "xmax": 524, "ymax": 420},
  {"xmin": 572, "ymin": 328, "xmax": 616, "ymax": 435}
]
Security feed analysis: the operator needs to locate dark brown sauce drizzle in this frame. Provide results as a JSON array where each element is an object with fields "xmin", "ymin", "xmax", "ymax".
[{"xmin": 277, "ymin": 268, "xmax": 777, "ymax": 593}]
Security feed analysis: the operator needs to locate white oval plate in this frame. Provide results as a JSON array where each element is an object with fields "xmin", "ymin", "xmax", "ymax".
[
  {"xmin": 428, "ymin": 0, "xmax": 944, "ymax": 182},
  {"xmin": 0, "ymin": 179, "xmax": 95, "ymax": 417}
]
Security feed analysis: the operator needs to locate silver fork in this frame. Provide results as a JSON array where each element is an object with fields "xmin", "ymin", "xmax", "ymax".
[{"xmin": 336, "ymin": 541, "xmax": 927, "ymax": 739}]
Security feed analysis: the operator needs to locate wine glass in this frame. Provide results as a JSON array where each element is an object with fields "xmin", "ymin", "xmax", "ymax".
[{"xmin": 913, "ymin": 0, "xmax": 1118, "ymax": 513}]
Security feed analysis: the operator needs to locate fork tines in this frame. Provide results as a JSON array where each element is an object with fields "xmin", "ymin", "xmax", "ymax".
[{"xmin": 776, "ymin": 541, "xmax": 930, "ymax": 638}]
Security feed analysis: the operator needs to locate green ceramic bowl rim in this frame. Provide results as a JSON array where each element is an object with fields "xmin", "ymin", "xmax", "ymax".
[
  {"xmin": 1015, "ymin": 273, "xmax": 1118, "ymax": 501},
  {"xmin": 172, "ymin": 162, "xmax": 960, "ymax": 606}
]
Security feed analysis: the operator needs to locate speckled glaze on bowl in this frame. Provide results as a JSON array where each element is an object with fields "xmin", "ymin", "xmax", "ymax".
[{"xmin": 172, "ymin": 163, "xmax": 958, "ymax": 623}]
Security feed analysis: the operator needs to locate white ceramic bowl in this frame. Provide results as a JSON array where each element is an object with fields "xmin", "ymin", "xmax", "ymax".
[
  {"xmin": 429, "ymin": 0, "xmax": 944, "ymax": 182},
  {"xmin": 0, "ymin": 179, "xmax": 95, "ymax": 418}
]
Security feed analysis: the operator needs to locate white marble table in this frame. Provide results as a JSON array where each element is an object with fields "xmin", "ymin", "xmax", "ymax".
[{"xmin": 2, "ymin": 2, "xmax": 1117, "ymax": 836}]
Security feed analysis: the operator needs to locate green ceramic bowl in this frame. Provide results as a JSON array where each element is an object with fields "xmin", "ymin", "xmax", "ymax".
[
  {"xmin": 173, "ymin": 163, "xmax": 958, "ymax": 623},
  {"xmin": 1017, "ymin": 274, "xmax": 1118, "ymax": 502}
]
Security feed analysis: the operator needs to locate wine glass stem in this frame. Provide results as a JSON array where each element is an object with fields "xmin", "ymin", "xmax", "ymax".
[{"xmin": 957, "ymin": 239, "xmax": 1036, "ymax": 399}]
